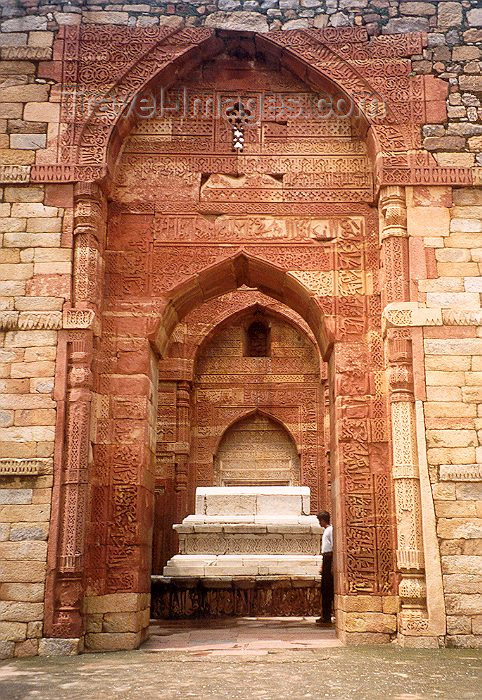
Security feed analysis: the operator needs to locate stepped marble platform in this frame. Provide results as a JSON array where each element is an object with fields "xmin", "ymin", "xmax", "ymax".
[{"xmin": 163, "ymin": 486, "xmax": 323, "ymax": 578}]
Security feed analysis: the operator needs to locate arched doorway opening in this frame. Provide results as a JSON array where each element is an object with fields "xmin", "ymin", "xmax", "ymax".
[{"xmin": 152, "ymin": 301, "xmax": 327, "ymax": 573}]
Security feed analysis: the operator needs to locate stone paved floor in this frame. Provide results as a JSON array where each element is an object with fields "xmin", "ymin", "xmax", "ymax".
[
  {"xmin": 144, "ymin": 617, "xmax": 343, "ymax": 653},
  {"xmin": 0, "ymin": 618, "xmax": 481, "ymax": 700}
]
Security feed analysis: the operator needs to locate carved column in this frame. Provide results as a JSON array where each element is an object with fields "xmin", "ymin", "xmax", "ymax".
[
  {"xmin": 175, "ymin": 380, "xmax": 191, "ymax": 520},
  {"xmin": 387, "ymin": 335, "xmax": 426, "ymax": 625},
  {"xmin": 46, "ymin": 182, "xmax": 106, "ymax": 639},
  {"xmin": 71, "ymin": 182, "xmax": 104, "ymax": 313},
  {"xmin": 379, "ymin": 185, "xmax": 410, "ymax": 307},
  {"xmin": 379, "ymin": 186, "xmax": 427, "ymax": 633},
  {"xmin": 54, "ymin": 330, "xmax": 93, "ymax": 635}
]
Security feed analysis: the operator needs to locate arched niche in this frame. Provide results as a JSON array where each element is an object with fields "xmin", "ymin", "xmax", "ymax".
[{"xmin": 214, "ymin": 412, "xmax": 300, "ymax": 487}]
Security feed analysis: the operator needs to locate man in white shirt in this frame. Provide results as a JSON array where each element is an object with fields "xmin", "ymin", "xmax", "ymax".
[{"xmin": 316, "ymin": 511, "xmax": 334, "ymax": 626}]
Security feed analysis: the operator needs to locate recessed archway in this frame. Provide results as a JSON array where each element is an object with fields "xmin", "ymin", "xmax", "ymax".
[
  {"xmin": 150, "ymin": 250, "xmax": 335, "ymax": 359},
  {"xmin": 46, "ymin": 24, "xmax": 451, "ymax": 650},
  {"xmin": 214, "ymin": 411, "xmax": 301, "ymax": 487},
  {"xmin": 152, "ymin": 300, "xmax": 327, "ymax": 573}
]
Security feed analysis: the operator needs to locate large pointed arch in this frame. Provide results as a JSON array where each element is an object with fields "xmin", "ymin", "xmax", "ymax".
[
  {"xmin": 149, "ymin": 250, "xmax": 335, "ymax": 359},
  {"xmin": 31, "ymin": 25, "xmax": 471, "ymax": 189}
]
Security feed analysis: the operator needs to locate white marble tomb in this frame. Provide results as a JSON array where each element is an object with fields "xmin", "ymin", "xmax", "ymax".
[{"xmin": 163, "ymin": 486, "xmax": 323, "ymax": 578}]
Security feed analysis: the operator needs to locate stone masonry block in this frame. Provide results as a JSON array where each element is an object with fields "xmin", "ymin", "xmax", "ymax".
[
  {"xmin": 437, "ymin": 519, "xmax": 482, "ymax": 540},
  {"xmin": 445, "ymin": 594, "xmax": 482, "ymax": 616},
  {"xmin": 447, "ymin": 615, "xmax": 472, "ymax": 635},
  {"xmin": 102, "ymin": 612, "xmax": 145, "ymax": 634},
  {"xmin": 14, "ymin": 639, "xmax": 38, "ymax": 658},
  {"xmin": 23, "ymin": 103, "xmax": 60, "ymax": 123},
  {"xmin": 424, "ymin": 339, "xmax": 482, "ymax": 356},
  {"xmin": 0, "ymin": 583, "xmax": 44, "ymax": 602},
  {"xmin": 344, "ymin": 612, "xmax": 397, "ymax": 634},
  {"xmin": 0, "ymin": 601, "xmax": 43, "ymax": 622},
  {"xmin": 407, "ymin": 207, "xmax": 450, "ymax": 237},
  {"xmin": 0, "ymin": 489, "xmax": 32, "ymax": 505},
  {"xmin": 84, "ymin": 632, "xmax": 142, "ymax": 652},
  {"xmin": 426, "ymin": 292, "xmax": 480, "ymax": 309},
  {"xmin": 0, "ymin": 622, "xmax": 26, "ymax": 642},
  {"xmin": 443, "ymin": 575, "xmax": 482, "ymax": 594},
  {"xmin": 10, "ymin": 134, "xmax": 46, "ymax": 150},
  {"xmin": 38, "ymin": 638, "xmax": 80, "ymax": 656},
  {"xmin": 83, "ymin": 593, "xmax": 147, "ymax": 614}
]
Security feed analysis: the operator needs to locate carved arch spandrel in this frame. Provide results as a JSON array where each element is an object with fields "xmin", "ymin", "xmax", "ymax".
[{"xmin": 32, "ymin": 26, "xmax": 472, "ymax": 189}]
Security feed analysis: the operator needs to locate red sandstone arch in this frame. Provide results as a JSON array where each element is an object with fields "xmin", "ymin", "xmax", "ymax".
[
  {"xmin": 33, "ymin": 25, "xmax": 471, "ymax": 191},
  {"xmin": 70, "ymin": 27, "xmax": 383, "ymax": 173},
  {"xmin": 150, "ymin": 251, "xmax": 335, "ymax": 359}
]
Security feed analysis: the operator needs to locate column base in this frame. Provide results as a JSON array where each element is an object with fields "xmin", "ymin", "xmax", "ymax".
[{"xmin": 397, "ymin": 634, "xmax": 442, "ymax": 648}]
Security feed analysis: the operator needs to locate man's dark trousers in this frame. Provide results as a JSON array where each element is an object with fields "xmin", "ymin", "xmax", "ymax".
[{"xmin": 321, "ymin": 551, "xmax": 334, "ymax": 622}]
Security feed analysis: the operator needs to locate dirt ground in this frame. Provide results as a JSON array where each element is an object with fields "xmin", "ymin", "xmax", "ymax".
[{"xmin": 0, "ymin": 619, "xmax": 481, "ymax": 700}]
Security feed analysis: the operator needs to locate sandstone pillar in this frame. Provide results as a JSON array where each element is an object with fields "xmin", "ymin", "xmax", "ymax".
[
  {"xmin": 379, "ymin": 186, "xmax": 430, "ymax": 642},
  {"xmin": 174, "ymin": 380, "xmax": 191, "ymax": 521},
  {"xmin": 45, "ymin": 183, "xmax": 105, "ymax": 645}
]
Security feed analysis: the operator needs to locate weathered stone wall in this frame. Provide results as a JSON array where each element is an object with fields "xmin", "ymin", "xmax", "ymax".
[
  {"xmin": 410, "ymin": 184, "xmax": 482, "ymax": 648},
  {"xmin": 0, "ymin": 0, "xmax": 480, "ymax": 658},
  {"xmin": 0, "ymin": 182, "xmax": 68, "ymax": 659}
]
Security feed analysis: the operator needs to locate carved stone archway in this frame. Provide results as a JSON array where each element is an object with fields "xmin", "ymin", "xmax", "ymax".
[{"xmin": 43, "ymin": 25, "xmax": 454, "ymax": 652}]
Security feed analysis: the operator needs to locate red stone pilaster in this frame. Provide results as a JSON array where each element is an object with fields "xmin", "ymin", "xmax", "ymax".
[{"xmin": 45, "ymin": 183, "xmax": 105, "ymax": 639}]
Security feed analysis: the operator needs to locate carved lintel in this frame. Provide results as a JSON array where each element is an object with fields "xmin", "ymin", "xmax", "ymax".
[
  {"xmin": 0, "ymin": 312, "xmax": 18, "ymax": 330},
  {"xmin": 382, "ymin": 303, "xmax": 443, "ymax": 333},
  {"xmin": 0, "ymin": 458, "xmax": 50, "ymax": 476},
  {"xmin": 439, "ymin": 464, "xmax": 482, "ymax": 482},
  {"xmin": 0, "ymin": 165, "xmax": 30, "ymax": 184},
  {"xmin": 0, "ymin": 311, "xmax": 63, "ymax": 331},
  {"xmin": 442, "ymin": 309, "xmax": 482, "ymax": 326},
  {"xmin": 383, "ymin": 305, "xmax": 481, "ymax": 330},
  {"xmin": 1, "ymin": 46, "xmax": 52, "ymax": 60},
  {"xmin": 30, "ymin": 164, "xmax": 106, "ymax": 183}
]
